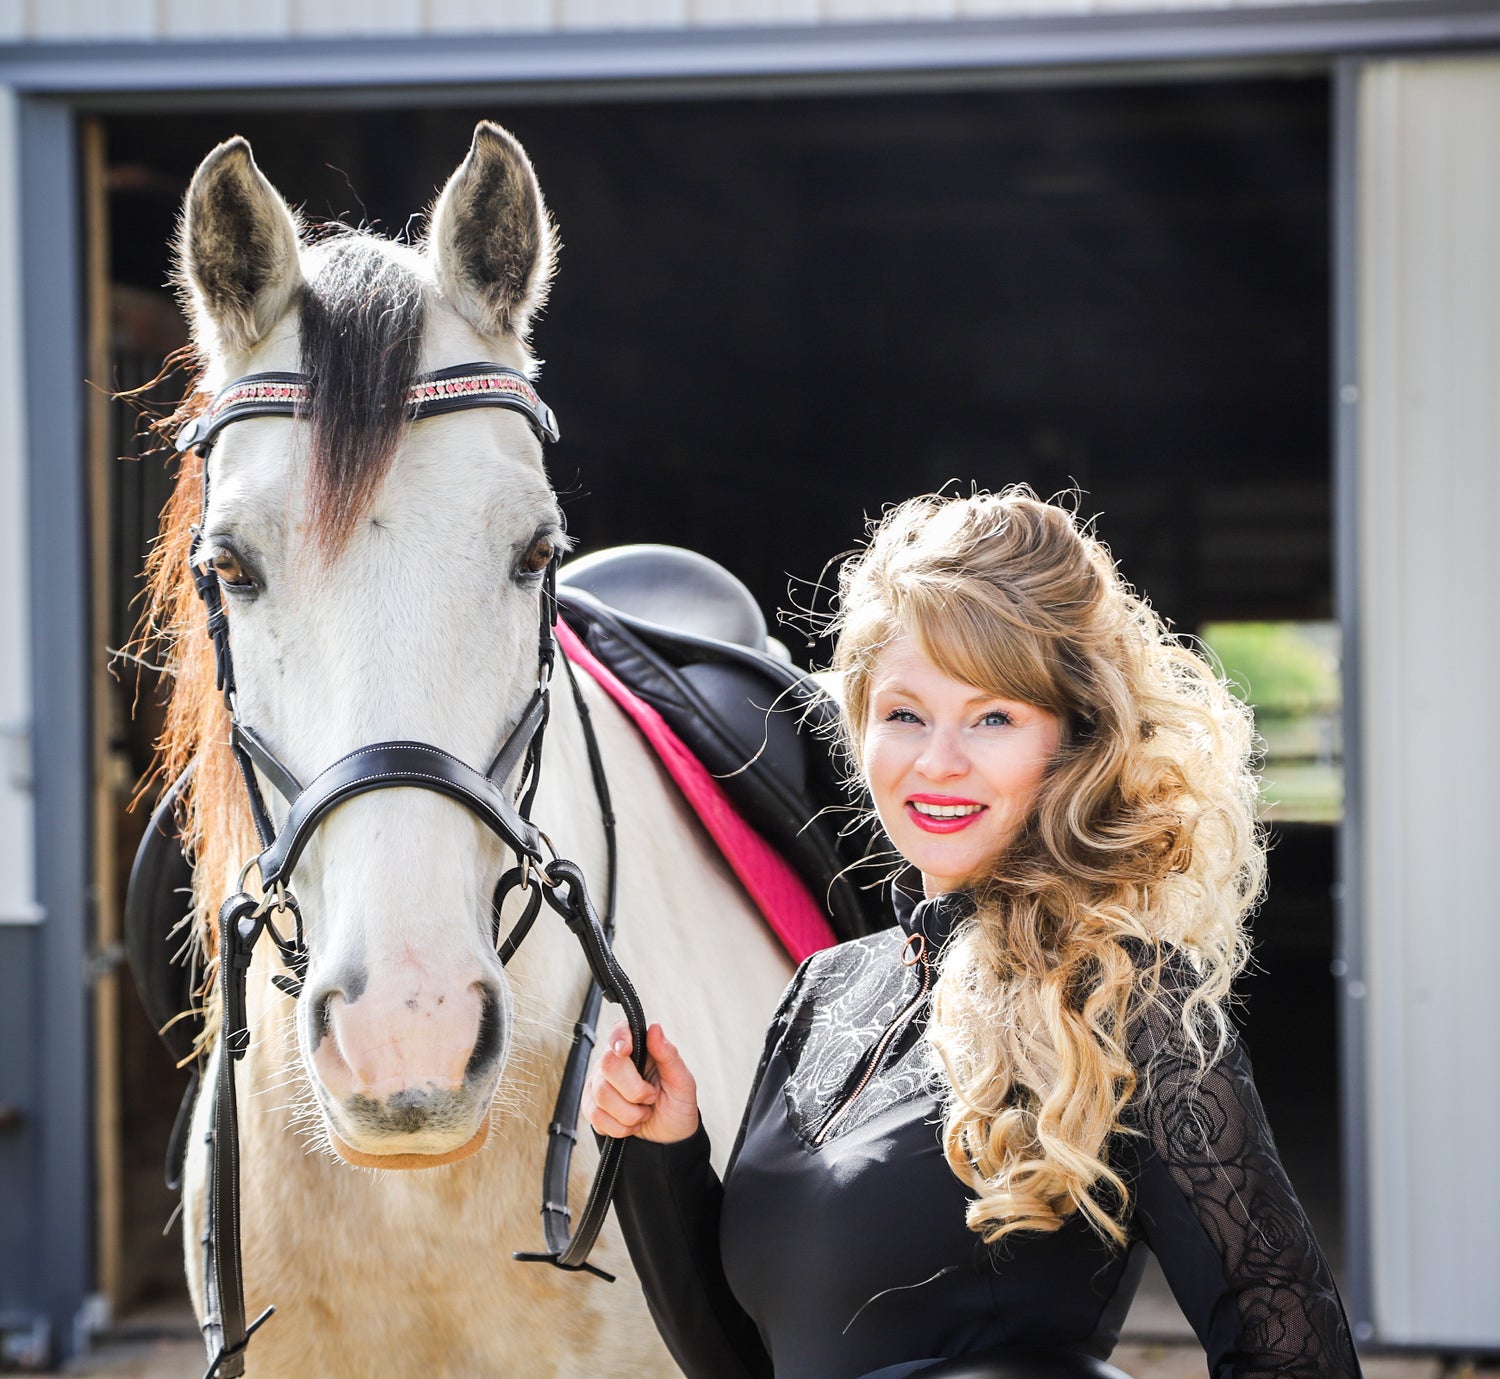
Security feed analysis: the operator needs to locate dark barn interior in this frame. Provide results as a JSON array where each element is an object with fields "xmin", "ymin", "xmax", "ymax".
[{"xmin": 101, "ymin": 75, "xmax": 1337, "ymax": 1323}]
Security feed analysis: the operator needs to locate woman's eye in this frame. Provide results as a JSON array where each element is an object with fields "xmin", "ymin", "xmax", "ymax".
[
  {"xmin": 519, "ymin": 534, "xmax": 556, "ymax": 578},
  {"xmin": 980, "ymin": 710, "xmax": 1014, "ymax": 727},
  {"xmin": 211, "ymin": 550, "xmax": 255, "ymax": 590},
  {"xmin": 884, "ymin": 708, "xmax": 922, "ymax": 724}
]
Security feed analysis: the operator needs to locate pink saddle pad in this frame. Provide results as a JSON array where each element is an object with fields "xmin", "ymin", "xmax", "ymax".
[{"xmin": 557, "ymin": 620, "xmax": 837, "ymax": 963}]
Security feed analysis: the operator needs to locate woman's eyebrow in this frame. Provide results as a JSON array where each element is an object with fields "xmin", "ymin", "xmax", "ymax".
[{"xmin": 874, "ymin": 683, "xmax": 1024, "ymax": 710}]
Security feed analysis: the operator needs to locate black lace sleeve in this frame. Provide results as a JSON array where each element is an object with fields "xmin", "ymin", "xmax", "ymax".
[
  {"xmin": 611, "ymin": 960, "xmax": 811, "ymax": 1379},
  {"xmin": 1126, "ymin": 959, "xmax": 1362, "ymax": 1379}
]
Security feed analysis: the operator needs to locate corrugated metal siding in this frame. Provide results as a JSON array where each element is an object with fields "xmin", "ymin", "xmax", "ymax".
[
  {"xmin": 0, "ymin": 84, "xmax": 41, "ymax": 927},
  {"xmin": 22, "ymin": 0, "xmax": 153, "ymax": 40},
  {"xmin": 1357, "ymin": 55, "xmax": 1500, "ymax": 1349},
  {"xmin": 0, "ymin": 0, "xmax": 1369, "ymax": 42},
  {"xmin": 157, "ymin": 0, "xmax": 293, "ymax": 39}
]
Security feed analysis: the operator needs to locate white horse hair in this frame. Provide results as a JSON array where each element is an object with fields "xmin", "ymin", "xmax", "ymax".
[{"xmin": 158, "ymin": 123, "xmax": 792, "ymax": 1377}]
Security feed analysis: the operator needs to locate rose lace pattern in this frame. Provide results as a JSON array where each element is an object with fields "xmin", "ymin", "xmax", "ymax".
[{"xmin": 1125, "ymin": 963, "xmax": 1361, "ymax": 1377}]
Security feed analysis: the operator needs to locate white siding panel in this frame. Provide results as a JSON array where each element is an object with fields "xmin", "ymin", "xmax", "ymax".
[
  {"xmin": 555, "ymin": 0, "xmax": 687, "ymax": 29},
  {"xmin": 0, "ymin": 86, "xmax": 42, "ymax": 926},
  {"xmin": 957, "ymin": 0, "xmax": 1088, "ymax": 15},
  {"xmin": 160, "ymin": 0, "xmax": 292, "ymax": 38},
  {"xmin": 822, "ymin": 0, "xmax": 957, "ymax": 19},
  {"xmin": 291, "ymin": 0, "xmax": 422, "ymax": 35},
  {"xmin": 691, "ymin": 0, "xmax": 818, "ymax": 26},
  {"xmin": 24, "ymin": 0, "xmax": 156, "ymax": 39},
  {"xmin": 1357, "ymin": 56, "xmax": 1500, "ymax": 1349},
  {"xmin": 0, "ymin": 0, "xmax": 1395, "ymax": 40},
  {"xmin": 424, "ymin": 0, "xmax": 554, "ymax": 33}
]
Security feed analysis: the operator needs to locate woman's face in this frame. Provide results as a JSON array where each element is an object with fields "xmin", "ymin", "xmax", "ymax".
[{"xmin": 862, "ymin": 634, "xmax": 1064, "ymax": 897}]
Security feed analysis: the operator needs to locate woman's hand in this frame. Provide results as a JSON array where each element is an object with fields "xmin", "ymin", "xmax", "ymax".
[{"xmin": 585, "ymin": 1021, "xmax": 700, "ymax": 1145}]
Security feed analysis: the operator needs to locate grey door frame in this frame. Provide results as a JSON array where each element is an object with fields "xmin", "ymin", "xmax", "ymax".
[
  {"xmin": 1332, "ymin": 53, "xmax": 1372, "ymax": 1349},
  {"xmin": 0, "ymin": 93, "xmax": 90, "ymax": 1372},
  {"xmin": 4, "ymin": 2, "xmax": 1498, "ymax": 1362}
]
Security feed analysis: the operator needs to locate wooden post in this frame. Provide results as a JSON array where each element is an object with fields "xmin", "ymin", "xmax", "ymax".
[{"xmin": 82, "ymin": 114, "xmax": 125, "ymax": 1320}]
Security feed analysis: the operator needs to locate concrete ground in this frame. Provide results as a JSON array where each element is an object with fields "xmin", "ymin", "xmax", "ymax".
[
  {"xmin": 36, "ymin": 1256, "xmax": 1500, "ymax": 1379},
  {"xmin": 45, "ymin": 1316, "xmax": 1500, "ymax": 1379}
]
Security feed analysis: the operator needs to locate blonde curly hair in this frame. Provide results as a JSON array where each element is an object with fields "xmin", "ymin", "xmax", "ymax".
[{"xmin": 830, "ymin": 488, "xmax": 1264, "ymax": 1246}]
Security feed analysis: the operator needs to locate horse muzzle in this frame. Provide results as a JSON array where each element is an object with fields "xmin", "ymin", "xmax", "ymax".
[{"xmin": 306, "ymin": 969, "xmax": 507, "ymax": 1168}]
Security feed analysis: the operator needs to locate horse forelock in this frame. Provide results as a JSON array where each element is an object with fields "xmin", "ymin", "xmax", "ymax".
[{"xmin": 299, "ymin": 232, "xmax": 427, "ymax": 554}]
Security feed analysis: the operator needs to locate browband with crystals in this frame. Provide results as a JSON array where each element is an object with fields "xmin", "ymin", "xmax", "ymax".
[{"xmin": 175, "ymin": 361, "xmax": 560, "ymax": 457}]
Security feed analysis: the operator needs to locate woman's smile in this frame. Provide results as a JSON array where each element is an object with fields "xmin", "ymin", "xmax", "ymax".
[
  {"xmin": 906, "ymin": 793, "xmax": 987, "ymax": 832},
  {"xmin": 863, "ymin": 635, "xmax": 1063, "ymax": 894}
]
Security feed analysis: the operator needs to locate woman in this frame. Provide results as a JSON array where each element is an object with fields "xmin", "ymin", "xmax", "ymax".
[{"xmin": 586, "ymin": 489, "xmax": 1361, "ymax": 1379}]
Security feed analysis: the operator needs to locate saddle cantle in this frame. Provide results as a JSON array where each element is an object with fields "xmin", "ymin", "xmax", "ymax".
[
  {"xmin": 558, "ymin": 543, "xmax": 772, "ymax": 651},
  {"xmin": 126, "ymin": 544, "xmax": 888, "ymax": 1070}
]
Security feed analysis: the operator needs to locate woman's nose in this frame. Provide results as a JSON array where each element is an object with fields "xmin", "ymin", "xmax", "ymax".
[{"xmin": 915, "ymin": 725, "xmax": 969, "ymax": 779}]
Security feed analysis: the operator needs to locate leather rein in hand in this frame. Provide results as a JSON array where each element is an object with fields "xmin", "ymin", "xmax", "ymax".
[{"xmin": 178, "ymin": 364, "xmax": 639, "ymax": 1379}]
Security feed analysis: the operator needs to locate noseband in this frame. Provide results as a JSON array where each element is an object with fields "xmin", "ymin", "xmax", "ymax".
[{"xmin": 179, "ymin": 365, "xmax": 641, "ymax": 1379}]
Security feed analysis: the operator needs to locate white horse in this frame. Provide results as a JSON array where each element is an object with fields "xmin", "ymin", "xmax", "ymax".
[{"xmin": 150, "ymin": 123, "xmax": 792, "ymax": 1377}]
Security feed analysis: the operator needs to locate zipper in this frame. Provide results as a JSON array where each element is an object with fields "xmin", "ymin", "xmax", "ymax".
[{"xmin": 811, "ymin": 933, "xmax": 933, "ymax": 1146}]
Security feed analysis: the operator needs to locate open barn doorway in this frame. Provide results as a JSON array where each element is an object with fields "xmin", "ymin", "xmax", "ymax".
[{"xmin": 97, "ymin": 74, "xmax": 1334, "ymax": 1333}]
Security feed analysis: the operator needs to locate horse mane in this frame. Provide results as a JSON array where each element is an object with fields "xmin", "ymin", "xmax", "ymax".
[{"xmin": 139, "ymin": 231, "xmax": 427, "ymax": 1044}]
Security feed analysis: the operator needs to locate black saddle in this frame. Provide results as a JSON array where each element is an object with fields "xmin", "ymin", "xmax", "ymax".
[
  {"xmin": 557, "ymin": 544, "xmax": 884, "ymax": 945},
  {"xmin": 558, "ymin": 543, "xmax": 772, "ymax": 651},
  {"xmin": 126, "ymin": 544, "xmax": 887, "ymax": 1071}
]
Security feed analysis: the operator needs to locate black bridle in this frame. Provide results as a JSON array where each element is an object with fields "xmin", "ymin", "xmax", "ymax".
[{"xmin": 179, "ymin": 365, "xmax": 640, "ymax": 1379}]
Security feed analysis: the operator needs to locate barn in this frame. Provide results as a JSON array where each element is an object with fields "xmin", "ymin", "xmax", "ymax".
[{"xmin": 0, "ymin": 0, "xmax": 1497, "ymax": 1367}]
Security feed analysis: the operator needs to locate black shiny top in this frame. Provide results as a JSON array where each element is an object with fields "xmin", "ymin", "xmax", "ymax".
[{"xmin": 612, "ymin": 887, "xmax": 1361, "ymax": 1379}]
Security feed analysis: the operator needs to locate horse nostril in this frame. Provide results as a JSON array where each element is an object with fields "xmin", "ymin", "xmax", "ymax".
[
  {"xmin": 465, "ymin": 984, "xmax": 505, "ymax": 1080},
  {"xmin": 308, "ymin": 967, "xmax": 367, "ymax": 1050},
  {"xmin": 314, "ymin": 990, "xmax": 338, "ymax": 1048}
]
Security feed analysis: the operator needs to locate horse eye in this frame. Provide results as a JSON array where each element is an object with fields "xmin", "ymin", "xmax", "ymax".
[
  {"xmin": 212, "ymin": 550, "xmax": 255, "ymax": 590},
  {"xmin": 519, "ymin": 535, "xmax": 555, "ymax": 578}
]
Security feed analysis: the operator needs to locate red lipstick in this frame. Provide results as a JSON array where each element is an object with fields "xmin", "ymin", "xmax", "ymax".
[{"xmin": 905, "ymin": 795, "xmax": 987, "ymax": 834}]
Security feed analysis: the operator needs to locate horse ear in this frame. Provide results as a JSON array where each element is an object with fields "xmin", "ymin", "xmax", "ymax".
[
  {"xmin": 428, "ymin": 122, "xmax": 557, "ymax": 342},
  {"xmin": 177, "ymin": 136, "xmax": 303, "ymax": 357}
]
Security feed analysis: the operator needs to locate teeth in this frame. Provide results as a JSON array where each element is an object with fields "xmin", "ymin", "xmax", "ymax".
[{"xmin": 911, "ymin": 802, "xmax": 983, "ymax": 818}]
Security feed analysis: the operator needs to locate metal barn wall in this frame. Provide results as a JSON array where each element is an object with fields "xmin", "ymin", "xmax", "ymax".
[
  {"xmin": 0, "ymin": 81, "xmax": 46, "ymax": 1365},
  {"xmin": 0, "ymin": 85, "xmax": 90, "ymax": 1369},
  {"xmin": 1355, "ymin": 54, "xmax": 1500, "ymax": 1349},
  {"xmin": 0, "ymin": 0, "xmax": 1370, "ymax": 43},
  {"xmin": 0, "ymin": 88, "xmax": 37, "ymax": 928}
]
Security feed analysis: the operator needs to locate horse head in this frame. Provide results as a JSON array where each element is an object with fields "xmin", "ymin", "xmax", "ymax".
[{"xmin": 168, "ymin": 124, "xmax": 564, "ymax": 1167}]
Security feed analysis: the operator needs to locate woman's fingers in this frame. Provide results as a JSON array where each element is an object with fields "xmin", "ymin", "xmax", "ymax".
[
  {"xmin": 587, "ymin": 1104, "xmax": 640, "ymax": 1140},
  {"xmin": 645, "ymin": 1024, "xmax": 697, "ymax": 1103},
  {"xmin": 597, "ymin": 1029, "xmax": 658, "ymax": 1106},
  {"xmin": 592, "ymin": 1075, "xmax": 653, "ymax": 1128},
  {"xmin": 586, "ymin": 1021, "xmax": 701, "ymax": 1144}
]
